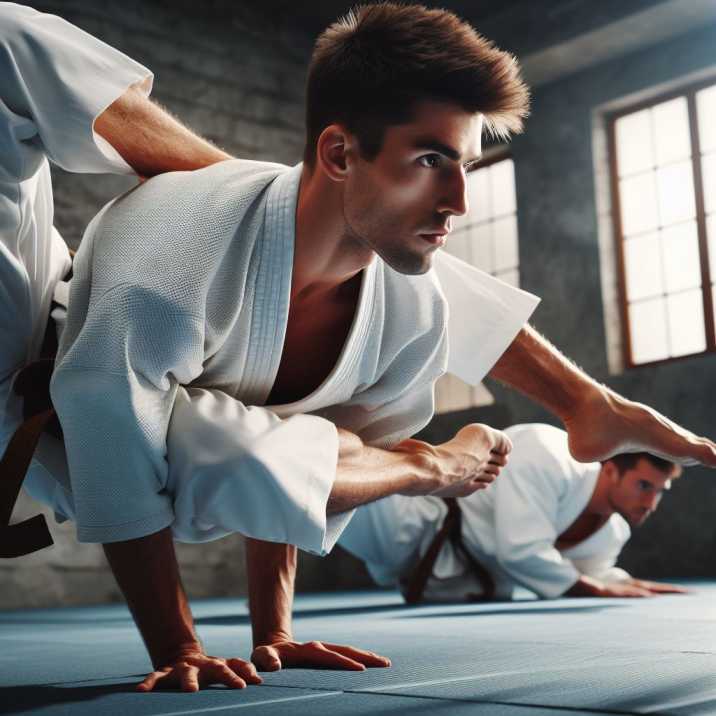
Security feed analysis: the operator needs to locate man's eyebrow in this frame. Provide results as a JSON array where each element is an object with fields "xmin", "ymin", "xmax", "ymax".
[{"xmin": 412, "ymin": 138, "xmax": 482, "ymax": 167}]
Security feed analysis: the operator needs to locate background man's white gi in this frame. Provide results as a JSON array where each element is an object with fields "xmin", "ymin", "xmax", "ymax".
[
  {"xmin": 340, "ymin": 423, "xmax": 633, "ymax": 600},
  {"xmin": 1, "ymin": 3, "xmax": 539, "ymax": 557}
]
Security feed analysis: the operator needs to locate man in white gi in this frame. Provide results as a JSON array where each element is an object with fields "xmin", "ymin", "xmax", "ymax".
[
  {"xmin": 2, "ymin": 1, "xmax": 715, "ymax": 694},
  {"xmin": 340, "ymin": 423, "xmax": 687, "ymax": 602}
]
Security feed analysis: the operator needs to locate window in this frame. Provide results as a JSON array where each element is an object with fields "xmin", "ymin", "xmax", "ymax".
[
  {"xmin": 609, "ymin": 81, "xmax": 716, "ymax": 366},
  {"xmin": 447, "ymin": 154, "xmax": 520, "ymax": 287},
  {"xmin": 435, "ymin": 154, "xmax": 520, "ymax": 414}
]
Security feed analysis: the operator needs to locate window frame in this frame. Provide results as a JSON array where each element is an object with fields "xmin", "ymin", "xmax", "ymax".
[{"xmin": 607, "ymin": 77, "xmax": 716, "ymax": 369}]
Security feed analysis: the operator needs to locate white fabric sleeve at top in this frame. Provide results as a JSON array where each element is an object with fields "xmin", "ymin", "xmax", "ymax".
[
  {"xmin": 432, "ymin": 250, "xmax": 540, "ymax": 387},
  {"xmin": 493, "ymin": 451, "xmax": 581, "ymax": 599},
  {"xmin": 0, "ymin": 2, "xmax": 153, "ymax": 175}
]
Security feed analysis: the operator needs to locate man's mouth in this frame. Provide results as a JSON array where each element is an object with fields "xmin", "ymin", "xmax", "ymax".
[{"xmin": 418, "ymin": 229, "xmax": 449, "ymax": 246}]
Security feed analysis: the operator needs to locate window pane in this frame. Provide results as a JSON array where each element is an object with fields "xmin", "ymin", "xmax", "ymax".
[
  {"xmin": 496, "ymin": 268, "xmax": 520, "ymax": 287},
  {"xmin": 667, "ymin": 289, "xmax": 706, "ymax": 357},
  {"xmin": 697, "ymin": 84, "xmax": 716, "ymax": 154},
  {"xmin": 490, "ymin": 159, "xmax": 516, "ymax": 217},
  {"xmin": 629, "ymin": 297, "xmax": 669, "ymax": 364},
  {"xmin": 467, "ymin": 168, "xmax": 491, "ymax": 223},
  {"xmin": 708, "ymin": 213, "xmax": 716, "ymax": 281},
  {"xmin": 616, "ymin": 109, "xmax": 653, "ymax": 176},
  {"xmin": 656, "ymin": 161, "xmax": 695, "ymax": 226},
  {"xmin": 446, "ymin": 229, "xmax": 472, "ymax": 264},
  {"xmin": 492, "ymin": 215, "xmax": 519, "ymax": 272},
  {"xmin": 624, "ymin": 232, "xmax": 663, "ymax": 301},
  {"xmin": 620, "ymin": 171, "xmax": 658, "ymax": 236},
  {"xmin": 653, "ymin": 97, "xmax": 691, "ymax": 166},
  {"xmin": 661, "ymin": 220, "xmax": 702, "ymax": 293},
  {"xmin": 702, "ymin": 151, "xmax": 716, "ymax": 215},
  {"xmin": 471, "ymin": 222, "xmax": 493, "ymax": 272}
]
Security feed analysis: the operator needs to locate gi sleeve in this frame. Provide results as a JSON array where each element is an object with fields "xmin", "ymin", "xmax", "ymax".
[
  {"xmin": 432, "ymin": 250, "xmax": 540, "ymax": 387},
  {"xmin": 0, "ymin": 2, "xmax": 153, "ymax": 175},
  {"xmin": 50, "ymin": 280, "xmax": 205, "ymax": 543},
  {"xmin": 569, "ymin": 520, "xmax": 632, "ymax": 584},
  {"xmin": 493, "ymin": 454, "xmax": 581, "ymax": 598},
  {"xmin": 166, "ymin": 388, "xmax": 341, "ymax": 556}
]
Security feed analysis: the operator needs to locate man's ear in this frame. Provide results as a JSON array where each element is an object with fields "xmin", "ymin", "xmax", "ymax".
[
  {"xmin": 316, "ymin": 124, "xmax": 358, "ymax": 182},
  {"xmin": 602, "ymin": 460, "xmax": 620, "ymax": 484}
]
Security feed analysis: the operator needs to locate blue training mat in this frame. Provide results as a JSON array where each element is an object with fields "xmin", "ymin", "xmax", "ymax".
[{"xmin": 1, "ymin": 581, "xmax": 714, "ymax": 715}]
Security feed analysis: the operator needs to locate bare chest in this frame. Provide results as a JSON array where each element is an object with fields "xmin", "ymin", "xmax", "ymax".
[{"xmin": 266, "ymin": 281, "xmax": 361, "ymax": 406}]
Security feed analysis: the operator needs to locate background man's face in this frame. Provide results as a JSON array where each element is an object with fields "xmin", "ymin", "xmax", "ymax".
[
  {"xmin": 607, "ymin": 458, "xmax": 675, "ymax": 527},
  {"xmin": 341, "ymin": 101, "xmax": 483, "ymax": 274}
]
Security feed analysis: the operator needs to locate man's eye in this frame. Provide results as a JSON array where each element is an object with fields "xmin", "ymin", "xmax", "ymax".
[
  {"xmin": 418, "ymin": 154, "xmax": 441, "ymax": 168},
  {"xmin": 639, "ymin": 481, "xmax": 652, "ymax": 491}
]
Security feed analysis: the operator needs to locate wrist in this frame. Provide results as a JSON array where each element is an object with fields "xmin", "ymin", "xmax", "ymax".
[
  {"xmin": 565, "ymin": 575, "xmax": 604, "ymax": 597},
  {"xmin": 152, "ymin": 639, "xmax": 204, "ymax": 669},
  {"xmin": 253, "ymin": 630, "xmax": 292, "ymax": 648},
  {"xmin": 395, "ymin": 447, "xmax": 440, "ymax": 497}
]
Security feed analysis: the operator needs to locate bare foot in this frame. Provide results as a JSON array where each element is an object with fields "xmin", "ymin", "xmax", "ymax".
[{"xmin": 564, "ymin": 386, "xmax": 716, "ymax": 467}]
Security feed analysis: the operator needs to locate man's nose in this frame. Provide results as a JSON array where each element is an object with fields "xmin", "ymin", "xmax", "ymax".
[{"xmin": 438, "ymin": 169, "xmax": 469, "ymax": 217}]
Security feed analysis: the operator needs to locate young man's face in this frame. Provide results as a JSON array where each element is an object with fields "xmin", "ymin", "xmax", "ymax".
[
  {"xmin": 607, "ymin": 458, "xmax": 676, "ymax": 527},
  {"xmin": 342, "ymin": 100, "xmax": 483, "ymax": 275}
]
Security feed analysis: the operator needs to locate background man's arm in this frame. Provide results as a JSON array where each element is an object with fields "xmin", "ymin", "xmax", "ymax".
[
  {"xmin": 95, "ymin": 84, "xmax": 232, "ymax": 177},
  {"xmin": 490, "ymin": 325, "xmax": 716, "ymax": 467}
]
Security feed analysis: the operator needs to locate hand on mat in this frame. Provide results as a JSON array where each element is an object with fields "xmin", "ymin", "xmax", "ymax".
[
  {"xmin": 627, "ymin": 578, "xmax": 690, "ymax": 595},
  {"xmin": 251, "ymin": 640, "xmax": 391, "ymax": 672},
  {"xmin": 137, "ymin": 652, "xmax": 263, "ymax": 692},
  {"xmin": 395, "ymin": 423, "xmax": 512, "ymax": 498},
  {"xmin": 564, "ymin": 386, "xmax": 716, "ymax": 468}
]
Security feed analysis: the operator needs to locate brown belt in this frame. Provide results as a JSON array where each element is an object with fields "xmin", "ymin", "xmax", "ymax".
[
  {"xmin": 0, "ymin": 302, "xmax": 64, "ymax": 558},
  {"xmin": 403, "ymin": 497, "xmax": 496, "ymax": 604}
]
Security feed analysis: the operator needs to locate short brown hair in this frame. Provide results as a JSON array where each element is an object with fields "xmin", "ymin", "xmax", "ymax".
[
  {"xmin": 604, "ymin": 453, "xmax": 681, "ymax": 478},
  {"xmin": 304, "ymin": 2, "xmax": 530, "ymax": 166}
]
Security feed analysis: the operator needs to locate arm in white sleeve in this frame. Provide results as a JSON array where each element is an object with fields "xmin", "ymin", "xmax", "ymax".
[
  {"xmin": 50, "ymin": 285, "xmax": 205, "ymax": 543},
  {"xmin": 167, "ymin": 388, "xmax": 340, "ymax": 556},
  {"xmin": 0, "ymin": 2, "xmax": 152, "ymax": 174},
  {"xmin": 494, "ymin": 459, "xmax": 580, "ymax": 598}
]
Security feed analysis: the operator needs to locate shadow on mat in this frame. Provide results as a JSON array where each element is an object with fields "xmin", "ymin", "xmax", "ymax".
[
  {"xmin": 196, "ymin": 602, "xmax": 412, "ymax": 626},
  {"xmin": 0, "ymin": 682, "xmax": 137, "ymax": 715},
  {"xmin": 397, "ymin": 604, "xmax": 624, "ymax": 619}
]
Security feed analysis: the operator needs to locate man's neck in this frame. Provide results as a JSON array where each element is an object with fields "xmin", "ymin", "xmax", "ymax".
[
  {"xmin": 292, "ymin": 165, "xmax": 374, "ymax": 303},
  {"xmin": 584, "ymin": 468, "xmax": 616, "ymax": 519}
]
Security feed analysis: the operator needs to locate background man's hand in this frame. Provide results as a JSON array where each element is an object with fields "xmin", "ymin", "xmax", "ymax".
[
  {"xmin": 137, "ymin": 650, "xmax": 263, "ymax": 692},
  {"xmin": 565, "ymin": 386, "xmax": 716, "ymax": 467},
  {"xmin": 626, "ymin": 578, "xmax": 689, "ymax": 595},
  {"xmin": 567, "ymin": 574, "xmax": 688, "ymax": 599},
  {"xmin": 395, "ymin": 423, "xmax": 512, "ymax": 498},
  {"xmin": 251, "ymin": 640, "xmax": 391, "ymax": 671}
]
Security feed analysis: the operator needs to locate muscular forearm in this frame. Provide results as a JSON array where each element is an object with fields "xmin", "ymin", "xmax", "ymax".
[
  {"xmin": 95, "ymin": 83, "xmax": 232, "ymax": 176},
  {"xmin": 489, "ymin": 325, "xmax": 600, "ymax": 422},
  {"xmin": 103, "ymin": 527, "xmax": 200, "ymax": 668},
  {"xmin": 246, "ymin": 538, "xmax": 296, "ymax": 647}
]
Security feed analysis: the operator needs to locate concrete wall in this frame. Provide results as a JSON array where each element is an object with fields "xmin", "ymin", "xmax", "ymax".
[{"xmin": 426, "ymin": 22, "xmax": 716, "ymax": 580}]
